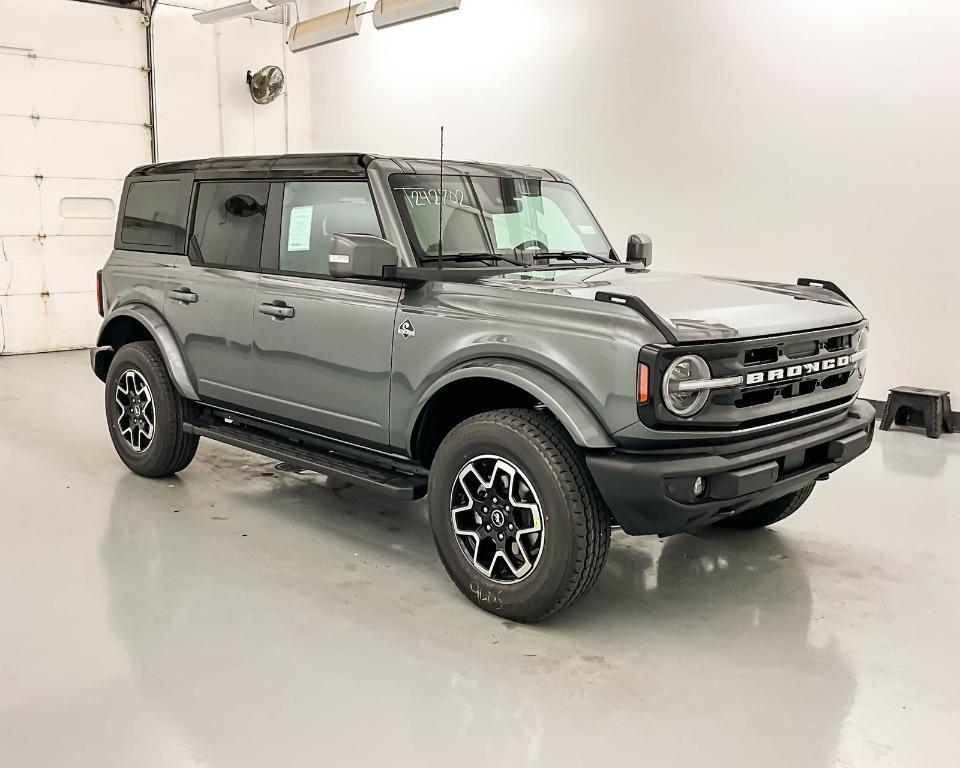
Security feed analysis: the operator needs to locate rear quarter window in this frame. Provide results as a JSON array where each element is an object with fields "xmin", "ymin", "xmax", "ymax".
[{"xmin": 118, "ymin": 177, "xmax": 190, "ymax": 252}]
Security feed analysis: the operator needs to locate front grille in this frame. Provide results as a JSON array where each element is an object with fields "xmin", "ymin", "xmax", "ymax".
[
  {"xmin": 735, "ymin": 369, "xmax": 851, "ymax": 408},
  {"xmin": 639, "ymin": 321, "xmax": 866, "ymax": 431}
]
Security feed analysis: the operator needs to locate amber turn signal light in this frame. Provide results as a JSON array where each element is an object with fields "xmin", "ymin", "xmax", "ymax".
[{"xmin": 638, "ymin": 363, "xmax": 650, "ymax": 404}]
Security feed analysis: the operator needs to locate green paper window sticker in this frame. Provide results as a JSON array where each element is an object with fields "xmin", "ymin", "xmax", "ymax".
[{"xmin": 287, "ymin": 206, "xmax": 313, "ymax": 251}]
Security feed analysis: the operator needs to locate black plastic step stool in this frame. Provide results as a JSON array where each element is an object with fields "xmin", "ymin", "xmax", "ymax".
[{"xmin": 880, "ymin": 386, "xmax": 954, "ymax": 439}]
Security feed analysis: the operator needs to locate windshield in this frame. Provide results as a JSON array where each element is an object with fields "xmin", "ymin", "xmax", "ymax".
[{"xmin": 389, "ymin": 174, "xmax": 615, "ymax": 266}]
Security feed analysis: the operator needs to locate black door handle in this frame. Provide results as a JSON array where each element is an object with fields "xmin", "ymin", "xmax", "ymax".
[
  {"xmin": 169, "ymin": 288, "xmax": 198, "ymax": 304},
  {"xmin": 258, "ymin": 301, "xmax": 295, "ymax": 319}
]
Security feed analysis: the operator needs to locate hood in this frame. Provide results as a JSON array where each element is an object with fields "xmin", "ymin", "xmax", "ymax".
[{"xmin": 480, "ymin": 266, "xmax": 863, "ymax": 342}]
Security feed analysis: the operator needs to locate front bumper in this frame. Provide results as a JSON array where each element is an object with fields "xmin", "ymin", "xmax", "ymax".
[{"xmin": 586, "ymin": 400, "xmax": 875, "ymax": 535}]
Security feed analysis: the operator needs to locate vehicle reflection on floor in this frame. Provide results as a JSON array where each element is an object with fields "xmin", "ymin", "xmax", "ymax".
[{"xmin": 99, "ymin": 452, "xmax": 855, "ymax": 768}]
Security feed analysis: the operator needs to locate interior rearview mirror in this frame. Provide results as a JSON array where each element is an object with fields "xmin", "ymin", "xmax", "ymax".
[
  {"xmin": 625, "ymin": 233, "xmax": 653, "ymax": 267},
  {"xmin": 328, "ymin": 233, "xmax": 400, "ymax": 279}
]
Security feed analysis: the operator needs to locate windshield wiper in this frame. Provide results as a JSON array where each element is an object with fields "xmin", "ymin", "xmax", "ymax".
[
  {"xmin": 532, "ymin": 251, "xmax": 617, "ymax": 264},
  {"xmin": 421, "ymin": 252, "xmax": 528, "ymax": 267}
]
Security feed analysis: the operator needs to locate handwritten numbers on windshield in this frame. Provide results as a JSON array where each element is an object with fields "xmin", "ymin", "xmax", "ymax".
[{"xmin": 398, "ymin": 187, "xmax": 465, "ymax": 208}]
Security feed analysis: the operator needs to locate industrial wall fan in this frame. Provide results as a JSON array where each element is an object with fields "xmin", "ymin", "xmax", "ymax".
[{"xmin": 246, "ymin": 65, "xmax": 285, "ymax": 105}]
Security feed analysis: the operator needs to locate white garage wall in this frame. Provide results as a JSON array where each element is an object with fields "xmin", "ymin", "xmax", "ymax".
[
  {"xmin": 0, "ymin": 0, "xmax": 150, "ymax": 354},
  {"xmin": 304, "ymin": 0, "xmax": 960, "ymax": 401},
  {"xmin": 0, "ymin": 0, "xmax": 310, "ymax": 355},
  {"xmin": 152, "ymin": 2, "xmax": 312, "ymax": 161}
]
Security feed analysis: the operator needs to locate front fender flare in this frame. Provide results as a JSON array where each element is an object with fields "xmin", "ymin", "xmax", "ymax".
[
  {"xmin": 93, "ymin": 303, "xmax": 198, "ymax": 401},
  {"xmin": 409, "ymin": 358, "xmax": 615, "ymax": 453}
]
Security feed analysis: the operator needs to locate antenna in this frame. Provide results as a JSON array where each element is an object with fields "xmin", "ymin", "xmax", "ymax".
[{"xmin": 438, "ymin": 124, "xmax": 444, "ymax": 270}]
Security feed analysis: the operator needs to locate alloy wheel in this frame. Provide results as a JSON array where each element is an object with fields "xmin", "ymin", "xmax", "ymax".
[
  {"xmin": 115, "ymin": 369, "xmax": 155, "ymax": 453},
  {"xmin": 450, "ymin": 455, "xmax": 545, "ymax": 583}
]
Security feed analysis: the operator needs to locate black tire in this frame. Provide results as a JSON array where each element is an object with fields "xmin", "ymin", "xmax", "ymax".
[
  {"xmin": 428, "ymin": 408, "xmax": 610, "ymax": 623},
  {"xmin": 104, "ymin": 341, "xmax": 199, "ymax": 478},
  {"xmin": 713, "ymin": 484, "xmax": 815, "ymax": 530}
]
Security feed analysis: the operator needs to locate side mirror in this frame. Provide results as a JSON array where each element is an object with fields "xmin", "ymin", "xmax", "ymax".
[
  {"xmin": 625, "ymin": 233, "xmax": 653, "ymax": 267},
  {"xmin": 224, "ymin": 194, "xmax": 262, "ymax": 217},
  {"xmin": 328, "ymin": 233, "xmax": 399, "ymax": 279}
]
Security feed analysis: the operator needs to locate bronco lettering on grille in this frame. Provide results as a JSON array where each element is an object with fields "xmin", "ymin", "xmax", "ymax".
[{"xmin": 744, "ymin": 355, "xmax": 851, "ymax": 385}]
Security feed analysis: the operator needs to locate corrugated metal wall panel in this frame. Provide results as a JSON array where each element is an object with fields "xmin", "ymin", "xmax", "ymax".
[
  {"xmin": 0, "ymin": 177, "xmax": 118, "ymax": 240},
  {"xmin": 0, "ymin": 291, "xmax": 102, "ymax": 354},
  {"xmin": 2, "ymin": 236, "xmax": 114, "ymax": 298},
  {"xmin": 1, "ymin": 0, "xmax": 145, "ymax": 66},
  {"xmin": 4, "ymin": 54, "xmax": 149, "ymax": 125},
  {"xmin": 0, "ymin": 0, "xmax": 150, "ymax": 354},
  {"xmin": 0, "ymin": 117, "xmax": 149, "ymax": 183}
]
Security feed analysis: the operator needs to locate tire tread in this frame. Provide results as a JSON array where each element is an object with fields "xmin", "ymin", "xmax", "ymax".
[
  {"xmin": 435, "ymin": 408, "xmax": 610, "ymax": 622},
  {"xmin": 106, "ymin": 341, "xmax": 198, "ymax": 478}
]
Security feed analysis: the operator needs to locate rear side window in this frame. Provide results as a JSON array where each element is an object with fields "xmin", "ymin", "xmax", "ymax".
[
  {"xmin": 120, "ymin": 180, "xmax": 186, "ymax": 250},
  {"xmin": 190, "ymin": 181, "xmax": 269, "ymax": 270},
  {"xmin": 278, "ymin": 181, "xmax": 381, "ymax": 276}
]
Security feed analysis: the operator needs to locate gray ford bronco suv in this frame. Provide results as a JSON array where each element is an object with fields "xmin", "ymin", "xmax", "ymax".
[{"xmin": 92, "ymin": 153, "xmax": 874, "ymax": 622}]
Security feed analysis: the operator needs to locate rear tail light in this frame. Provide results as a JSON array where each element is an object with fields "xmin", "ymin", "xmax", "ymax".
[
  {"xmin": 96, "ymin": 270, "xmax": 104, "ymax": 316},
  {"xmin": 637, "ymin": 362, "xmax": 650, "ymax": 404}
]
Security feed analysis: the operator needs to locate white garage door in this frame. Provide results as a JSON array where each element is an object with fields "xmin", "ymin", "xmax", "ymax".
[{"xmin": 0, "ymin": 0, "xmax": 151, "ymax": 354}]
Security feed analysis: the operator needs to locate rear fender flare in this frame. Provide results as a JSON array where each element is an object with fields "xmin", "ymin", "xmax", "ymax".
[{"xmin": 94, "ymin": 304, "xmax": 198, "ymax": 401}]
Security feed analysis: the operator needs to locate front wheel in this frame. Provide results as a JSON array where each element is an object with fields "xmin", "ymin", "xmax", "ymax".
[
  {"xmin": 428, "ymin": 409, "xmax": 610, "ymax": 623},
  {"xmin": 104, "ymin": 341, "xmax": 199, "ymax": 478},
  {"xmin": 712, "ymin": 484, "xmax": 815, "ymax": 530}
]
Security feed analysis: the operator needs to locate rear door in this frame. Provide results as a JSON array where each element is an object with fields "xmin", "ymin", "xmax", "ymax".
[
  {"xmin": 163, "ymin": 180, "xmax": 268, "ymax": 410},
  {"xmin": 249, "ymin": 179, "xmax": 399, "ymax": 448}
]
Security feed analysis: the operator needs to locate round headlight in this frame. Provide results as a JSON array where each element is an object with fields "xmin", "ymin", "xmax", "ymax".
[{"xmin": 662, "ymin": 354, "xmax": 711, "ymax": 417}]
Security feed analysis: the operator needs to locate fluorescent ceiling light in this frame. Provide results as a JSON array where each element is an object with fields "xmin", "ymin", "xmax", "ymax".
[
  {"xmin": 372, "ymin": 0, "xmax": 460, "ymax": 30},
  {"xmin": 288, "ymin": 3, "xmax": 366, "ymax": 53},
  {"xmin": 193, "ymin": 0, "xmax": 272, "ymax": 24}
]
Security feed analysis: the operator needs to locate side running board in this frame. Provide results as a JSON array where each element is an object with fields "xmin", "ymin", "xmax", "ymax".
[{"xmin": 184, "ymin": 422, "xmax": 428, "ymax": 499}]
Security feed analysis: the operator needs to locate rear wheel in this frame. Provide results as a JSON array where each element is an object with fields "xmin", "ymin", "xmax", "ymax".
[
  {"xmin": 713, "ymin": 484, "xmax": 815, "ymax": 530},
  {"xmin": 428, "ymin": 408, "xmax": 610, "ymax": 622},
  {"xmin": 105, "ymin": 341, "xmax": 199, "ymax": 478}
]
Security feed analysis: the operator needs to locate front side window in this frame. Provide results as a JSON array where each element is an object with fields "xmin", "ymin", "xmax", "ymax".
[
  {"xmin": 389, "ymin": 174, "xmax": 613, "ymax": 265},
  {"xmin": 279, "ymin": 181, "xmax": 381, "ymax": 276},
  {"xmin": 121, "ymin": 180, "xmax": 186, "ymax": 249},
  {"xmin": 191, "ymin": 181, "xmax": 269, "ymax": 269}
]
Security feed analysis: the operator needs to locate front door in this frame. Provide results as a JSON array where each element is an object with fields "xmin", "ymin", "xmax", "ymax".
[
  {"xmin": 163, "ymin": 180, "xmax": 268, "ymax": 410},
  {"xmin": 249, "ymin": 179, "xmax": 399, "ymax": 448}
]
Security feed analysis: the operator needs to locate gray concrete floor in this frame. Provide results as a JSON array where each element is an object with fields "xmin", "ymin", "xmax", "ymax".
[{"xmin": 1, "ymin": 350, "xmax": 958, "ymax": 768}]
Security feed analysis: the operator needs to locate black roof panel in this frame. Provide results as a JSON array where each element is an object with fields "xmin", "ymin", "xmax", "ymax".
[
  {"xmin": 128, "ymin": 153, "xmax": 562, "ymax": 181},
  {"xmin": 129, "ymin": 153, "xmax": 371, "ymax": 178}
]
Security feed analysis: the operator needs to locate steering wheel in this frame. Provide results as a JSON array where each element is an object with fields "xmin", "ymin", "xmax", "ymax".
[{"xmin": 513, "ymin": 239, "xmax": 548, "ymax": 257}]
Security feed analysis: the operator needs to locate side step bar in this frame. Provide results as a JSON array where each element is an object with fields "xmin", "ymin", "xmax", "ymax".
[{"xmin": 184, "ymin": 422, "xmax": 428, "ymax": 500}]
